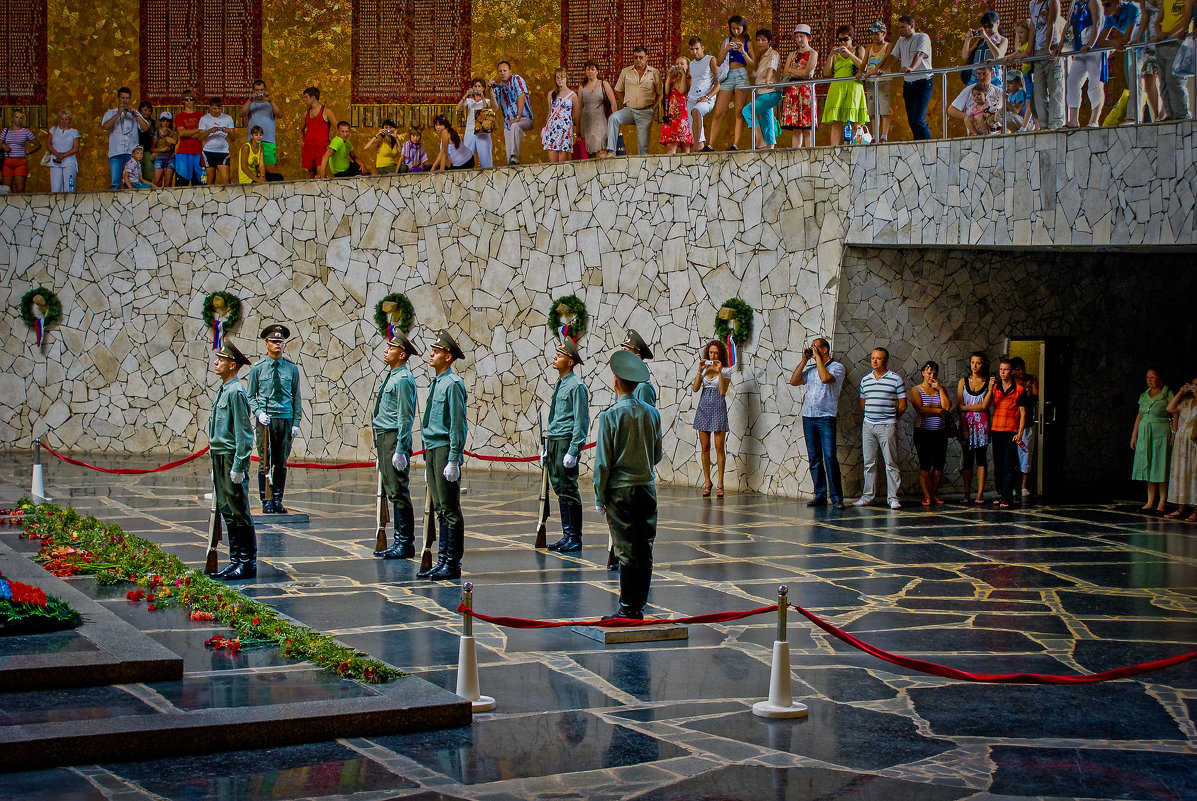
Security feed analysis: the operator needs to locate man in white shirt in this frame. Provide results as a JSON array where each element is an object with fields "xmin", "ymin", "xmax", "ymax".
[
  {"xmin": 687, "ymin": 37, "xmax": 720, "ymax": 152},
  {"xmin": 790, "ymin": 338, "xmax": 847, "ymax": 509},
  {"xmin": 874, "ymin": 15, "xmax": 935, "ymax": 139},
  {"xmin": 947, "ymin": 65, "xmax": 1009, "ymax": 133},
  {"xmin": 198, "ymin": 98, "xmax": 237, "ymax": 185},
  {"xmin": 854, "ymin": 347, "xmax": 907, "ymax": 509},
  {"xmin": 101, "ymin": 87, "xmax": 150, "ymax": 191}
]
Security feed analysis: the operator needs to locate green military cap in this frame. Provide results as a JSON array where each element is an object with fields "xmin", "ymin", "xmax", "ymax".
[
  {"xmin": 556, "ymin": 339, "xmax": 583, "ymax": 365},
  {"xmin": 215, "ymin": 341, "xmax": 251, "ymax": 368},
  {"xmin": 388, "ymin": 329, "xmax": 421, "ymax": 357},
  {"xmin": 431, "ymin": 329, "xmax": 465, "ymax": 361},
  {"xmin": 610, "ymin": 349, "xmax": 649, "ymax": 383},
  {"xmin": 260, "ymin": 324, "xmax": 291, "ymax": 341},
  {"xmin": 621, "ymin": 329, "xmax": 653, "ymax": 360}
]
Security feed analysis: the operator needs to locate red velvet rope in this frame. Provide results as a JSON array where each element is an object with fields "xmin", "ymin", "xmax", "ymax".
[
  {"xmin": 456, "ymin": 602, "xmax": 778, "ymax": 628},
  {"xmin": 39, "ymin": 441, "xmax": 211, "ymax": 474},
  {"xmin": 458, "ymin": 600, "xmax": 1197, "ymax": 683},
  {"xmin": 42, "ymin": 441, "xmax": 596, "ymax": 471}
]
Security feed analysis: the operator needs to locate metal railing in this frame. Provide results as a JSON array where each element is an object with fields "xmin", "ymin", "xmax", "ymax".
[{"xmin": 740, "ymin": 35, "xmax": 1194, "ymax": 149}]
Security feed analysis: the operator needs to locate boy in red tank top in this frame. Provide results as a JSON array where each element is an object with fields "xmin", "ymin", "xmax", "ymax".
[{"xmin": 301, "ymin": 87, "xmax": 338, "ymax": 177}]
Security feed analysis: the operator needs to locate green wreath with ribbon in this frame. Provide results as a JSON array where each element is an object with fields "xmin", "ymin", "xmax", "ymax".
[
  {"xmin": 19, "ymin": 286, "xmax": 62, "ymax": 329},
  {"xmin": 374, "ymin": 293, "xmax": 415, "ymax": 336},
  {"xmin": 201, "ymin": 291, "xmax": 243, "ymax": 330},
  {"xmin": 548, "ymin": 295, "xmax": 588, "ymax": 341},
  {"xmin": 714, "ymin": 298, "xmax": 754, "ymax": 347}
]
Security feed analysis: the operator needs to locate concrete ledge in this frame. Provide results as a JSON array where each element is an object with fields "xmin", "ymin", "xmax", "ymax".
[
  {"xmin": 0, "ymin": 542, "xmax": 184, "ymax": 690},
  {"xmin": 0, "ymin": 675, "xmax": 471, "ymax": 771}
]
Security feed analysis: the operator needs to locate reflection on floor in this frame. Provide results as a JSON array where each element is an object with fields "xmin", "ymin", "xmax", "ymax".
[{"xmin": 1, "ymin": 455, "xmax": 1195, "ymax": 800}]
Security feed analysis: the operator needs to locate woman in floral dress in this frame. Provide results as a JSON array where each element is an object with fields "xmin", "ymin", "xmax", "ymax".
[
  {"xmin": 780, "ymin": 23, "xmax": 819, "ymax": 147},
  {"xmin": 659, "ymin": 57, "xmax": 693, "ymax": 153},
  {"xmin": 541, "ymin": 68, "xmax": 580, "ymax": 162}
]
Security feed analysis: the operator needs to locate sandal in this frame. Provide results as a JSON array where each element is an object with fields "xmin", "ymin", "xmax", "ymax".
[
  {"xmin": 702, "ymin": 484, "xmax": 712, "ymax": 498},
  {"xmin": 921, "ymin": 499, "xmax": 932, "ymax": 507},
  {"xmin": 1186, "ymin": 514, "xmax": 1197, "ymax": 523},
  {"xmin": 716, "ymin": 487, "xmax": 724, "ymax": 498},
  {"xmin": 934, "ymin": 498, "xmax": 946, "ymax": 505},
  {"xmin": 1165, "ymin": 510, "xmax": 1184, "ymax": 519}
]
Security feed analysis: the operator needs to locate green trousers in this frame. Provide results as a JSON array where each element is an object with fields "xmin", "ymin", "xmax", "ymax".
[
  {"xmin": 547, "ymin": 437, "xmax": 581, "ymax": 505},
  {"xmin": 606, "ymin": 484, "xmax": 656, "ymax": 570},
  {"xmin": 424, "ymin": 445, "xmax": 463, "ymax": 529},
  {"xmin": 211, "ymin": 452, "xmax": 253, "ymax": 529}
]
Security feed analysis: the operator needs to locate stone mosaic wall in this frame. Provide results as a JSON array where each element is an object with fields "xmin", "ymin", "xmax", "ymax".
[{"xmin": 1, "ymin": 122, "xmax": 1193, "ymax": 497}]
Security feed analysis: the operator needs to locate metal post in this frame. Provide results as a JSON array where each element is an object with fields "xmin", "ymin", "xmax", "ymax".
[
  {"xmin": 30, "ymin": 437, "xmax": 48, "ymax": 502},
  {"xmin": 1130, "ymin": 43, "xmax": 1141, "ymax": 124},
  {"xmin": 462, "ymin": 581, "xmax": 474, "ymax": 638},
  {"xmin": 775, "ymin": 584, "xmax": 789, "ymax": 642},
  {"xmin": 752, "ymin": 584, "xmax": 807, "ymax": 718},
  {"xmin": 750, "ymin": 87, "xmax": 758, "ymax": 151},
  {"xmin": 872, "ymin": 75, "xmax": 881, "ymax": 138},
  {"xmin": 941, "ymin": 71, "xmax": 949, "ymax": 139},
  {"xmin": 455, "ymin": 581, "xmax": 495, "ymax": 712}
]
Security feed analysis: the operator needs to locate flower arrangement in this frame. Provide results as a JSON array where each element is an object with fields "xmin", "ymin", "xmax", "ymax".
[
  {"xmin": 201, "ymin": 291, "xmax": 242, "ymax": 349},
  {"xmin": 19, "ymin": 287, "xmax": 62, "ymax": 347},
  {"xmin": 714, "ymin": 297, "xmax": 754, "ymax": 347},
  {"xmin": 373, "ymin": 293, "xmax": 415, "ymax": 339},
  {"xmin": 18, "ymin": 501, "xmax": 400, "ymax": 684},
  {"xmin": 548, "ymin": 295, "xmax": 587, "ymax": 341},
  {"xmin": 0, "ymin": 570, "xmax": 81, "ymax": 634}
]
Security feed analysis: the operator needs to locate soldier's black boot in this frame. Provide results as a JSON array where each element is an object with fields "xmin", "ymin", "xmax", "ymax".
[
  {"xmin": 382, "ymin": 503, "xmax": 415, "ymax": 559},
  {"xmin": 258, "ymin": 473, "xmax": 273, "ymax": 514},
  {"xmin": 271, "ymin": 469, "xmax": 287, "ymax": 514},
  {"xmin": 225, "ymin": 524, "xmax": 257, "ymax": 580},
  {"xmin": 212, "ymin": 522, "xmax": 243, "ymax": 579},
  {"xmin": 558, "ymin": 501, "xmax": 583, "ymax": 552},
  {"xmin": 429, "ymin": 523, "xmax": 463, "ymax": 581},
  {"xmin": 547, "ymin": 499, "xmax": 571, "ymax": 551},
  {"xmin": 417, "ymin": 521, "xmax": 448, "ymax": 578}
]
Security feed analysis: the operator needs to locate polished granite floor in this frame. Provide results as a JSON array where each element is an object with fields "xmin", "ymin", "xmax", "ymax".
[{"xmin": 2, "ymin": 454, "xmax": 1196, "ymax": 801}]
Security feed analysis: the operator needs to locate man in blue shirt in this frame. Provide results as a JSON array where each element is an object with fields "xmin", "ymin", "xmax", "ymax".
[
  {"xmin": 1096, "ymin": 0, "xmax": 1143, "ymax": 97},
  {"xmin": 490, "ymin": 61, "xmax": 534, "ymax": 165},
  {"xmin": 544, "ymin": 340, "xmax": 590, "ymax": 553},
  {"xmin": 372, "ymin": 330, "xmax": 420, "ymax": 559},
  {"xmin": 790, "ymin": 337, "xmax": 847, "ymax": 509}
]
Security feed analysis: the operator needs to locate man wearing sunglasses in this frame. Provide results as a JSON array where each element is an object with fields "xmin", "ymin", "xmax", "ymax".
[{"xmin": 173, "ymin": 92, "xmax": 205, "ymax": 187}]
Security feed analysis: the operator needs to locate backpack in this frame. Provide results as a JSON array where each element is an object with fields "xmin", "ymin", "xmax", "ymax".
[{"xmin": 475, "ymin": 106, "xmax": 498, "ymax": 134}]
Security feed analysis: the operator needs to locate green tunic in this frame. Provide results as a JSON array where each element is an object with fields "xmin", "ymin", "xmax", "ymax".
[
  {"xmin": 593, "ymin": 395, "xmax": 662, "ymax": 506},
  {"xmin": 372, "ymin": 365, "xmax": 418, "ymax": 457},
  {"xmin": 1132, "ymin": 387, "xmax": 1174, "ymax": 482},
  {"xmin": 246, "ymin": 356, "xmax": 303, "ymax": 422},
  {"xmin": 208, "ymin": 378, "xmax": 254, "ymax": 473},
  {"xmin": 633, "ymin": 380, "xmax": 657, "ymax": 407},
  {"xmin": 422, "ymin": 369, "xmax": 468, "ymax": 462},
  {"xmin": 546, "ymin": 372, "xmax": 590, "ymax": 456}
]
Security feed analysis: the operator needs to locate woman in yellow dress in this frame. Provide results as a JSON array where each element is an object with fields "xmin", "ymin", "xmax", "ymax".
[
  {"xmin": 820, "ymin": 24, "xmax": 870, "ymax": 145},
  {"xmin": 237, "ymin": 126, "xmax": 265, "ymax": 184}
]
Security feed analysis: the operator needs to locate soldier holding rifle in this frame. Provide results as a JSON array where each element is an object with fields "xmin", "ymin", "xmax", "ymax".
[
  {"xmin": 246, "ymin": 324, "xmax": 304, "ymax": 514},
  {"xmin": 372, "ymin": 330, "xmax": 421, "ymax": 559},
  {"xmin": 417, "ymin": 331, "xmax": 469, "ymax": 581},
  {"xmin": 208, "ymin": 342, "xmax": 258, "ymax": 580},
  {"xmin": 594, "ymin": 350, "xmax": 663, "ymax": 621},
  {"xmin": 542, "ymin": 340, "xmax": 590, "ymax": 553}
]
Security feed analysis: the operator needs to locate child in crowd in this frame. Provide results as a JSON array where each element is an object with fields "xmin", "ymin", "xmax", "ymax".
[
  {"xmin": 659, "ymin": 57, "xmax": 694, "ymax": 154},
  {"xmin": 1005, "ymin": 74, "xmax": 1029, "ymax": 132},
  {"xmin": 400, "ymin": 127, "xmax": 428, "ymax": 172},
  {"xmin": 151, "ymin": 112, "xmax": 177, "ymax": 187},
  {"xmin": 122, "ymin": 145, "xmax": 153, "ymax": 189},
  {"xmin": 965, "ymin": 85, "xmax": 999, "ymax": 135},
  {"xmin": 238, "ymin": 126, "xmax": 266, "ymax": 184}
]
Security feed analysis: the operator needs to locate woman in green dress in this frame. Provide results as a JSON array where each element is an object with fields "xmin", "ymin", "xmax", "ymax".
[
  {"xmin": 1130, "ymin": 367, "xmax": 1174, "ymax": 513},
  {"xmin": 820, "ymin": 24, "xmax": 870, "ymax": 145}
]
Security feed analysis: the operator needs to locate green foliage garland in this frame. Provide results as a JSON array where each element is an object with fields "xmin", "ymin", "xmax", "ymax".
[
  {"xmin": 19, "ymin": 501, "xmax": 400, "ymax": 684},
  {"xmin": 714, "ymin": 298, "xmax": 754, "ymax": 347},
  {"xmin": 19, "ymin": 286, "xmax": 62, "ymax": 329},
  {"xmin": 548, "ymin": 295, "xmax": 588, "ymax": 341},
  {"xmin": 374, "ymin": 293, "xmax": 415, "ymax": 336},
  {"xmin": 201, "ymin": 291, "xmax": 243, "ymax": 331}
]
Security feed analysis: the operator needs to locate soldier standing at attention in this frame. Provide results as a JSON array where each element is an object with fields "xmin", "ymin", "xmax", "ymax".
[
  {"xmin": 417, "ymin": 331, "xmax": 469, "ymax": 581},
  {"xmin": 544, "ymin": 340, "xmax": 590, "ymax": 553},
  {"xmin": 209, "ymin": 342, "xmax": 258, "ymax": 580},
  {"xmin": 621, "ymin": 329, "xmax": 657, "ymax": 407},
  {"xmin": 594, "ymin": 350, "xmax": 663, "ymax": 621},
  {"xmin": 373, "ymin": 330, "xmax": 421, "ymax": 559},
  {"xmin": 246, "ymin": 324, "xmax": 303, "ymax": 514}
]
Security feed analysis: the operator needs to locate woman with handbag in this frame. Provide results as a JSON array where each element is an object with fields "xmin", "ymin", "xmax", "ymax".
[
  {"xmin": 910, "ymin": 360, "xmax": 952, "ymax": 506},
  {"xmin": 45, "ymin": 109, "xmax": 81, "ymax": 193},
  {"xmin": 580, "ymin": 61, "xmax": 617, "ymax": 158}
]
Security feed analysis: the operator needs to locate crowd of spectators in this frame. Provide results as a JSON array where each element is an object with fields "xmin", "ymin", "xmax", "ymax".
[{"xmin": 2, "ymin": 3, "xmax": 1193, "ymax": 194}]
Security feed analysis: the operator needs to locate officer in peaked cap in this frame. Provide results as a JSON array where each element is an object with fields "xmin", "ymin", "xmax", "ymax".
[
  {"xmin": 209, "ymin": 341, "xmax": 258, "ymax": 580},
  {"xmin": 620, "ymin": 329, "xmax": 657, "ymax": 407},
  {"xmin": 593, "ymin": 350, "xmax": 662, "ymax": 620},
  {"xmin": 542, "ymin": 338, "xmax": 590, "ymax": 553},
  {"xmin": 246, "ymin": 324, "xmax": 305, "ymax": 514},
  {"xmin": 372, "ymin": 329, "xmax": 421, "ymax": 559}
]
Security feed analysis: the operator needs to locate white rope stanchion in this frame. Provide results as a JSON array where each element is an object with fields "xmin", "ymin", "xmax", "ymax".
[
  {"xmin": 456, "ymin": 582, "xmax": 496, "ymax": 712},
  {"xmin": 752, "ymin": 585, "xmax": 808, "ymax": 719},
  {"xmin": 30, "ymin": 438, "xmax": 51, "ymax": 502}
]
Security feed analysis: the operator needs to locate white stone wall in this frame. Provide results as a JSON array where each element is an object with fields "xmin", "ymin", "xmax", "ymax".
[{"xmin": 2, "ymin": 122, "xmax": 1192, "ymax": 496}]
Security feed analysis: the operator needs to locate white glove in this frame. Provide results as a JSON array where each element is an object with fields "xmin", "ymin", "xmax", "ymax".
[
  {"xmin": 230, "ymin": 470, "xmax": 246, "ymax": 484},
  {"xmin": 392, "ymin": 452, "xmax": 408, "ymax": 471},
  {"xmin": 595, "ymin": 504, "xmax": 606, "ymax": 515},
  {"xmin": 539, "ymin": 447, "xmax": 548, "ymax": 466},
  {"xmin": 257, "ymin": 413, "xmax": 270, "ymax": 425},
  {"xmin": 443, "ymin": 461, "xmax": 460, "ymax": 482},
  {"xmin": 290, "ymin": 425, "xmax": 300, "ymax": 438},
  {"xmin": 563, "ymin": 453, "xmax": 578, "ymax": 469},
  {"xmin": 721, "ymin": 366, "xmax": 734, "ymax": 378}
]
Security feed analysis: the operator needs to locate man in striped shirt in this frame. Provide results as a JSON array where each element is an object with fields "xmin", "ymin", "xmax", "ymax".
[{"xmin": 854, "ymin": 347, "xmax": 907, "ymax": 509}]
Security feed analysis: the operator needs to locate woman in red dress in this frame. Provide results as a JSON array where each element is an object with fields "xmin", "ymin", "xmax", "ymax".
[
  {"xmin": 659, "ymin": 57, "xmax": 694, "ymax": 153},
  {"xmin": 779, "ymin": 24, "xmax": 819, "ymax": 148}
]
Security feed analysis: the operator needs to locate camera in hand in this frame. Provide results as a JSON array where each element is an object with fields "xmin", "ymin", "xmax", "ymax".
[{"xmin": 804, "ymin": 348, "xmax": 813, "ymax": 358}]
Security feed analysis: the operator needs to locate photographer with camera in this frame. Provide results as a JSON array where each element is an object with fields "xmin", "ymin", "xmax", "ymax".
[
  {"xmin": 790, "ymin": 338, "xmax": 846, "ymax": 508},
  {"xmin": 457, "ymin": 78, "xmax": 497, "ymax": 167},
  {"xmin": 490, "ymin": 61, "xmax": 534, "ymax": 165},
  {"xmin": 241, "ymin": 80, "xmax": 282, "ymax": 180},
  {"xmin": 363, "ymin": 119, "xmax": 402, "ymax": 174},
  {"xmin": 102, "ymin": 87, "xmax": 150, "ymax": 190},
  {"xmin": 659, "ymin": 56, "xmax": 694, "ymax": 154}
]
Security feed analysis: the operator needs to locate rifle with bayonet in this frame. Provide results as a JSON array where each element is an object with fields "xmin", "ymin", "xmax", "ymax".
[
  {"xmin": 534, "ymin": 411, "xmax": 549, "ymax": 548},
  {"xmin": 204, "ymin": 474, "xmax": 223, "ymax": 574}
]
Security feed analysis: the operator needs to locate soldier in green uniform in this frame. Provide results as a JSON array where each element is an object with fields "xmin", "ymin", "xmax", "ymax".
[
  {"xmin": 416, "ymin": 330, "xmax": 469, "ymax": 581},
  {"xmin": 246, "ymin": 324, "xmax": 304, "ymax": 514},
  {"xmin": 594, "ymin": 350, "xmax": 663, "ymax": 620},
  {"xmin": 543, "ymin": 339, "xmax": 590, "ymax": 553},
  {"xmin": 372, "ymin": 330, "xmax": 420, "ymax": 559},
  {"xmin": 621, "ymin": 329, "xmax": 657, "ymax": 407},
  {"xmin": 209, "ymin": 342, "xmax": 258, "ymax": 580}
]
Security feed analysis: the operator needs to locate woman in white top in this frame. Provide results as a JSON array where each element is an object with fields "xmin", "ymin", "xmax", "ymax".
[
  {"xmin": 45, "ymin": 109, "xmax": 81, "ymax": 193},
  {"xmin": 686, "ymin": 37, "xmax": 720, "ymax": 150},
  {"xmin": 456, "ymin": 77, "xmax": 496, "ymax": 168},
  {"xmin": 429, "ymin": 113, "xmax": 476, "ymax": 171}
]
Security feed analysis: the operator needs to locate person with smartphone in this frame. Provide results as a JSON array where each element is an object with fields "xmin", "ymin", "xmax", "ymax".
[
  {"xmin": 692, "ymin": 340, "xmax": 732, "ymax": 497},
  {"xmin": 790, "ymin": 338, "xmax": 846, "ymax": 508},
  {"xmin": 101, "ymin": 87, "xmax": 150, "ymax": 190},
  {"xmin": 457, "ymin": 78, "xmax": 497, "ymax": 167},
  {"xmin": 241, "ymin": 80, "xmax": 282, "ymax": 180}
]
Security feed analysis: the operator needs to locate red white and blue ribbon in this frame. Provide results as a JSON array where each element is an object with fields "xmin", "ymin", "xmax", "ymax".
[
  {"xmin": 726, "ymin": 334, "xmax": 737, "ymax": 367},
  {"xmin": 559, "ymin": 324, "xmax": 574, "ymax": 342},
  {"xmin": 387, "ymin": 324, "xmax": 398, "ymax": 341},
  {"xmin": 212, "ymin": 320, "xmax": 223, "ymax": 350},
  {"xmin": 34, "ymin": 318, "xmax": 44, "ymax": 347}
]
